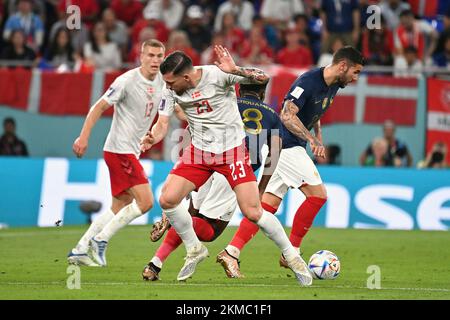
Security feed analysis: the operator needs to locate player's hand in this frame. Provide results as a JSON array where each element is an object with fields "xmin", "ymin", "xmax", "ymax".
[
  {"xmin": 310, "ymin": 137, "xmax": 326, "ymax": 159},
  {"xmin": 73, "ymin": 136, "xmax": 88, "ymax": 158},
  {"xmin": 140, "ymin": 131, "xmax": 155, "ymax": 152},
  {"xmin": 214, "ymin": 45, "xmax": 237, "ymax": 73}
]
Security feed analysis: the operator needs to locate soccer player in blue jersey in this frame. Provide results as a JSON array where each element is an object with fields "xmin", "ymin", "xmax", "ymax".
[
  {"xmin": 218, "ymin": 46, "xmax": 364, "ymax": 278},
  {"xmin": 142, "ymin": 82, "xmax": 284, "ymax": 281}
]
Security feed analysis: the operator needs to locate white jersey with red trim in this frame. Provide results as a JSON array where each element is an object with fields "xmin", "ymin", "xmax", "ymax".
[
  {"xmin": 102, "ymin": 67, "xmax": 164, "ymax": 156},
  {"xmin": 158, "ymin": 65, "xmax": 253, "ymax": 154}
]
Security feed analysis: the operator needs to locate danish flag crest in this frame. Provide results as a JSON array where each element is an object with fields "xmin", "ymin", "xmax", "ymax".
[{"xmin": 192, "ymin": 91, "xmax": 202, "ymax": 99}]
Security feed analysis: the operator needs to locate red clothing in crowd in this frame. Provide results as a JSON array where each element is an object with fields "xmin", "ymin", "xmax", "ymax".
[
  {"xmin": 131, "ymin": 19, "xmax": 170, "ymax": 45},
  {"xmin": 58, "ymin": 0, "xmax": 99, "ymax": 27},
  {"xmin": 276, "ymin": 45, "xmax": 313, "ymax": 68},
  {"xmin": 110, "ymin": 0, "xmax": 144, "ymax": 26}
]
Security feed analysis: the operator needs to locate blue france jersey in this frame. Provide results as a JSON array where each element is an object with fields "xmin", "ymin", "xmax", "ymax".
[
  {"xmin": 282, "ymin": 67, "xmax": 340, "ymax": 149},
  {"xmin": 238, "ymin": 96, "xmax": 282, "ymax": 171}
]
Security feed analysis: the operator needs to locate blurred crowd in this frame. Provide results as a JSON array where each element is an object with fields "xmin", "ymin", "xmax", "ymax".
[{"xmin": 0, "ymin": 0, "xmax": 449, "ymax": 74}]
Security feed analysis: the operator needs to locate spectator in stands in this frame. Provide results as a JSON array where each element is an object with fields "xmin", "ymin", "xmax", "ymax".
[
  {"xmin": 362, "ymin": 16, "xmax": 394, "ymax": 66},
  {"xmin": 417, "ymin": 141, "xmax": 447, "ymax": 169},
  {"xmin": 394, "ymin": 9, "xmax": 438, "ymax": 63},
  {"xmin": 292, "ymin": 14, "xmax": 313, "ymax": 49},
  {"xmin": 320, "ymin": 0, "xmax": 360, "ymax": 53},
  {"xmin": 360, "ymin": 120, "xmax": 413, "ymax": 167},
  {"xmin": 182, "ymin": 5, "xmax": 211, "ymax": 54},
  {"xmin": 380, "ymin": 0, "xmax": 411, "ymax": 30},
  {"xmin": 102, "ymin": 8, "xmax": 128, "ymax": 59},
  {"xmin": 110, "ymin": 0, "xmax": 144, "ymax": 27},
  {"xmin": 276, "ymin": 28, "xmax": 313, "ymax": 69},
  {"xmin": 219, "ymin": 11, "xmax": 246, "ymax": 56},
  {"xmin": 165, "ymin": 30, "xmax": 200, "ymax": 66},
  {"xmin": 43, "ymin": 27, "xmax": 76, "ymax": 70},
  {"xmin": 128, "ymin": 27, "xmax": 156, "ymax": 65},
  {"xmin": 131, "ymin": 8, "xmax": 170, "ymax": 44},
  {"xmin": 251, "ymin": 14, "xmax": 280, "ymax": 51},
  {"xmin": 0, "ymin": 29, "xmax": 38, "ymax": 68},
  {"xmin": 433, "ymin": 34, "xmax": 450, "ymax": 68},
  {"xmin": 434, "ymin": 9, "xmax": 450, "ymax": 58},
  {"xmin": 49, "ymin": 11, "xmax": 89, "ymax": 55},
  {"xmin": 394, "ymin": 46, "xmax": 423, "ymax": 77},
  {"xmin": 315, "ymin": 144, "xmax": 341, "ymax": 165},
  {"xmin": 317, "ymin": 36, "xmax": 344, "ymax": 67},
  {"xmin": 3, "ymin": 0, "xmax": 44, "ymax": 51},
  {"xmin": 201, "ymin": 32, "xmax": 227, "ymax": 65},
  {"xmin": 260, "ymin": 0, "xmax": 304, "ymax": 30},
  {"xmin": 83, "ymin": 22, "xmax": 122, "ymax": 72},
  {"xmin": 57, "ymin": 0, "xmax": 100, "ymax": 28},
  {"xmin": 240, "ymin": 26, "xmax": 274, "ymax": 65},
  {"xmin": 214, "ymin": 0, "xmax": 255, "ymax": 32},
  {"xmin": 362, "ymin": 137, "xmax": 390, "ymax": 167},
  {"xmin": 143, "ymin": 0, "xmax": 184, "ymax": 30},
  {"xmin": 0, "ymin": 117, "xmax": 28, "ymax": 156}
]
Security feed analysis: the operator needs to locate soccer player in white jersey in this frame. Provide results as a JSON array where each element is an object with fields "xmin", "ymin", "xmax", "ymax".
[
  {"xmin": 140, "ymin": 46, "xmax": 312, "ymax": 285},
  {"xmin": 67, "ymin": 39, "xmax": 166, "ymax": 267}
]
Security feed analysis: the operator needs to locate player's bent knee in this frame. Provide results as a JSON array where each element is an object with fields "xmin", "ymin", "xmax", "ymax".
[
  {"xmin": 159, "ymin": 195, "xmax": 178, "ymax": 210},
  {"xmin": 137, "ymin": 199, "xmax": 153, "ymax": 213}
]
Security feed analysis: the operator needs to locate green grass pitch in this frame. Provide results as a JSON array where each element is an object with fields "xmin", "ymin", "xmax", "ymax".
[{"xmin": 0, "ymin": 225, "xmax": 449, "ymax": 300}]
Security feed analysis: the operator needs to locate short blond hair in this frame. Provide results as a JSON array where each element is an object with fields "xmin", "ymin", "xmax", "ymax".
[{"xmin": 141, "ymin": 39, "xmax": 165, "ymax": 53}]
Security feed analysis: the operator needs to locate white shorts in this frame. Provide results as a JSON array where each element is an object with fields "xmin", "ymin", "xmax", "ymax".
[
  {"xmin": 265, "ymin": 146, "xmax": 323, "ymax": 199},
  {"xmin": 191, "ymin": 172, "xmax": 237, "ymax": 222}
]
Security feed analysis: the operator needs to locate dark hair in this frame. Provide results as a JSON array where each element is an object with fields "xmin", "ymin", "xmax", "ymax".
[
  {"xmin": 239, "ymin": 83, "xmax": 268, "ymax": 96},
  {"xmin": 332, "ymin": 46, "xmax": 364, "ymax": 66},
  {"xmin": 160, "ymin": 51, "xmax": 193, "ymax": 75},
  {"xmin": 3, "ymin": 117, "xmax": 15, "ymax": 126},
  {"xmin": 293, "ymin": 14, "xmax": 309, "ymax": 23},
  {"xmin": 399, "ymin": 9, "xmax": 414, "ymax": 18},
  {"xmin": 90, "ymin": 23, "xmax": 110, "ymax": 54},
  {"xmin": 47, "ymin": 28, "xmax": 74, "ymax": 62}
]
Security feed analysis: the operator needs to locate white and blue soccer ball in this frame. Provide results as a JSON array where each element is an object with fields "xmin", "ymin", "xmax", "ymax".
[{"xmin": 308, "ymin": 250, "xmax": 340, "ymax": 280}]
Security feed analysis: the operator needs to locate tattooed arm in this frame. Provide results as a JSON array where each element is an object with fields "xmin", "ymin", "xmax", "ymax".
[
  {"xmin": 214, "ymin": 45, "xmax": 269, "ymax": 84},
  {"xmin": 280, "ymin": 100, "xmax": 326, "ymax": 158}
]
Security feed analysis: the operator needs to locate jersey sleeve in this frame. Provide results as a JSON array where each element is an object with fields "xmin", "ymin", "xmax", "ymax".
[
  {"xmin": 101, "ymin": 75, "xmax": 127, "ymax": 106},
  {"xmin": 158, "ymin": 88, "xmax": 176, "ymax": 117},
  {"xmin": 286, "ymin": 82, "xmax": 310, "ymax": 111}
]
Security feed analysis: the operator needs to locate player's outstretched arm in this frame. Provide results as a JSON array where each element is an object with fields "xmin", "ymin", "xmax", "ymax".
[
  {"xmin": 73, "ymin": 99, "xmax": 111, "ymax": 158},
  {"xmin": 280, "ymin": 100, "xmax": 325, "ymax": 158},
  {"xmin": 214, "ymin": 45, "xmax": 269, "ymax": 84},
  {"xmin": 140, "ymin": 114, "xmax": 170, "ymax": 153}
]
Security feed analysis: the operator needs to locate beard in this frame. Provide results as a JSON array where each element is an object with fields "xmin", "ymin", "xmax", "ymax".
[{"xmin": 337, "ymin": 75, "xmax": 348, "ymax": 88}]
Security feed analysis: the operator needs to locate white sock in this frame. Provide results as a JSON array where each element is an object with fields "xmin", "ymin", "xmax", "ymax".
[
  {"xmin": 164, "ymin": 204, "xmax": 201, "ymax": 250},
  {"xmin": 73, "ymin": 208, "xmax": 114, "ymax": 254},
  {"xmin": 94, "ymin": 201, "xmax": 143, "ymax": 242},
  {"xmin": 225, "ymin": 245, "xmax": 241, "ymax": 259},
  {"xmin": 151, "ymin": 256, "xmax": 163, "ymax": 269},
  {"xmin": 256, "ymin": 210, "xmax": 298, "ymax": 261}
]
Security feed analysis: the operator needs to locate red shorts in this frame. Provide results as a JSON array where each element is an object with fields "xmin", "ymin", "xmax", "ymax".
[
  {"xmin": 170, "ymin": 142, "xmax": 256, "ymax": 190},
  {"xmin": 103, "ymin": 151, "xmax": 149, "ymax": 197}
]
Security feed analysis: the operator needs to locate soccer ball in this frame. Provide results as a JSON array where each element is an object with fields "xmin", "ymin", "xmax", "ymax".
[{"xmin": 308, "ymin": 250, "xmax": 340, "ymax": 280}]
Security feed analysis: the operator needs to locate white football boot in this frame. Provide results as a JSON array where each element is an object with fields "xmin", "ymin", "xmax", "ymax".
[{"xmin": 177, "ymin": 243, "xmax": 209, "ymax": 281}]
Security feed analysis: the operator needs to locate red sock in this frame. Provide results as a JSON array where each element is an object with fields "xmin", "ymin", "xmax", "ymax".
[
  {"xmin": 290, "ymin": 196, "xmax": 326, "ymax": 248},
  {"xmin": 155, "ymin": 227, "xmax": 182, "ymax": 263},
  {"xmin": 229, "ymin": 202, "xmax": 277, "ymax": 250},
  {"xmin": 192, "ymin": 217, "xmax": 215, "ymax": 242}
]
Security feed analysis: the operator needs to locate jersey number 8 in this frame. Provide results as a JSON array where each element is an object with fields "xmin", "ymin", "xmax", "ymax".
[{"xmin": 242, "ymin": 108, "xmax": 263, "ymax": 134}]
